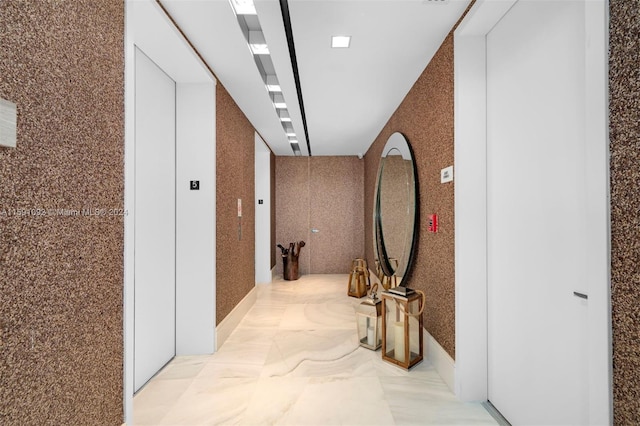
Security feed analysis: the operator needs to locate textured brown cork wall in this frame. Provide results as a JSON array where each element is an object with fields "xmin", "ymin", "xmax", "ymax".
[
  {"xmin": 610, "ymin": 1, "xmax": 640, "ymax": 423},
  {"xmin": 0, "ymin": 1, "xmax": 124, "ymax": 424},
  {"xmin": 275, "ymin": 157, "xmax": 312, "ymax": 275},
  {"xmin": 364, "ymin": 33, "xmax": 456, "ymax": 358},
  {"xmin": 276, "ymin": 157, "xmax": 364, "ymax": 276},
  {"xmin": 309, "ymin": 157, "xmax": 364, "ymax": 273},
  {"xmin": 216, "ymin": 84, "xmax": 255, "ymax": 325}
]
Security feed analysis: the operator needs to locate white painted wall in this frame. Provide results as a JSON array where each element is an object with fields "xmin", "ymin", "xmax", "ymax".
[
  {"xmin": 255, "ymin": 133, "xmax": 272, "ymax": 284},
  {"xmin": 453, "ymin": 33, "xmax": 488, "ymax": 402},
  {"xmin": 124, "ymin": 0, "xmax": 217, "ymax": 423},
  {"xmin": 455, "ymin": 0, "xmax": 518, "ymax": 402},
  {"xmin": 176, "ymin": 84, "xmax": 216, "ymax": 355}
]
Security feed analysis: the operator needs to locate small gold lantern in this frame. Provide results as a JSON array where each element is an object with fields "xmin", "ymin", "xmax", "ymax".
[
  {"xmin": 356, "ymin": 289, "xmax": 382, "ymax": 350},
  {"xmin": 381, "ymin": 289, "xmax": 424, "ymax": 369},
  {"xmin": 348, "ymin": 258, "xmax": 369, "ymax": 298}
]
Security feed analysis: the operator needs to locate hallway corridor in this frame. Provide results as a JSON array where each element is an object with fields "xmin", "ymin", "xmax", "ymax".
[{"xmin": 133, "ymin": 275, "xmax": 498, "ymax": 425}]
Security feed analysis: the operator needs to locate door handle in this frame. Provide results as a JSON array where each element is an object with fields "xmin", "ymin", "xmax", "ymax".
[{"xmin": 573, "ymin": 291, "xmax": 588, "ymax": 300}]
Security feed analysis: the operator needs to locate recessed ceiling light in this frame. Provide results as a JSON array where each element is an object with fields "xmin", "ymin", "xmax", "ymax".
[
  {"xmin": 331, "ymin": 35, "xmax": 351, "ymax": 48},
  {"xmin": 267, "ymin": 84, "xmax": 281, "ymax": 92},
  {"xmin": 288, "ymin": 139, "xmax": 298, "ymax": 144},
  {"xmin": 280, "ymin": 117, "xmax": 292, "ymax": 122},
  {"xmin": 286, "ymin": 132, "xmax": 296, "ymax": 137},
  {"xmin": 229, "ymin": 0, "xmax": 256, "ymax": 15}
]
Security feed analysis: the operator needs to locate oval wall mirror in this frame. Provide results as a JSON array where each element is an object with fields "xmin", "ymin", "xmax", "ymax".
[{"xmin": 373, "ymin": 132, "xmax": 418, "ymax": 287}]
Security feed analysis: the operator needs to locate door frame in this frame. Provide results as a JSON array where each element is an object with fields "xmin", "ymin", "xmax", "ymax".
[
  {"xmin": 133, "ymin": 46, "xmax": 177, "ymax": 392},
  {"xmin": 453, "ymin": 0, "xmax": 611, "ymax": 424},
  {"xmin": 124, "ymin": 0, "xmax": 217, "ymax": 423}
]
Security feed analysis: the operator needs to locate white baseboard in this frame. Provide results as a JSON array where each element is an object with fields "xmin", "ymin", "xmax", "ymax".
[
  {"xmin": 215, "ymin": 287, "xmax": 257, "ymax": 350},
  {"xmin": 424, "ymin": 328, "xmax": 455, "ymax": 393}
]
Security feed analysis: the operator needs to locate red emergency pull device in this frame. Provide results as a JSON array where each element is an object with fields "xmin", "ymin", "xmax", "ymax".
[{"xmin": 428, "ymin": 214, "xmax": 438, "ymax": 233}]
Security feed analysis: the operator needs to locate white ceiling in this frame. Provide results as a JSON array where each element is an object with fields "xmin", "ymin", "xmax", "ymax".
[{"xmin": 160, "ymin": 0, "xmax": 471, "ymax": 156}]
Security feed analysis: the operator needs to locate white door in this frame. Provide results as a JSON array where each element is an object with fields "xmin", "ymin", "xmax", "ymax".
[
  {"xmin": 134, "ymin": 48, "xmax": 176, "ymax": 391},
  {"xmin": 487, "ymin": 1, "xmax": 589, "ymax": 424}
]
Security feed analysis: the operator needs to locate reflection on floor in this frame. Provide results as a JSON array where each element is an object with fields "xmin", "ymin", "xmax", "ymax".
[{"xmin": 133, "ymin": 274, "xmax": 497, "ymax": 425}]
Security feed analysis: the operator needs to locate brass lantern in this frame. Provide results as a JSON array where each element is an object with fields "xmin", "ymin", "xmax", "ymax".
[
  {"xmin": 356, "ymin": 290, "xmax": 382, "ymax": 350},
  {"xmin": 348, "ymin": 258, "xmax": 369, "ymax": 298},
  {"xmin": 381, "ymin": 289, "xmax": 424, "ymax": 369}
]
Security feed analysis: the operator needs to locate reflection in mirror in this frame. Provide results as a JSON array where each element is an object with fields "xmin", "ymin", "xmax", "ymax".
[{"xmin": 374, "ymin": 133, "xmax": 417, "ymax": 287}]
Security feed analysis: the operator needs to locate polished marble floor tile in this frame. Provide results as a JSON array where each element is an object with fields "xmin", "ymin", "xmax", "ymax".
[{"xmin": 133, "ymin": 274, "xmax": 498, "ymax": 425}]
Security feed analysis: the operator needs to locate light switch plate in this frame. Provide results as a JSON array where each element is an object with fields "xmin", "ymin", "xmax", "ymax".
[
  {"xmin": 0, "ymin": 99, "xmax": 17, "ymax": 148},
  {"xmin": 441, "ymin": 166, "xmax": 453, "ymax": 183}
]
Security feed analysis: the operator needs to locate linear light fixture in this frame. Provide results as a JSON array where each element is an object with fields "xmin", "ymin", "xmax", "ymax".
[
  {"xmin": 272, "ymin": 93, "xmax": 287, "ymax": 109},
  {"xmin": 291, "ymin": 142, "xmax": 301, "ymax": 156},
  {"xmin": 229, "ymin": 0, "xmax": 256, "ymax": 15},
  {"xmin": 249, "ymin": 31, "xmax": 269, "ymax": 55},
  {"xmin": 331, "ymin": 35, "xmax": 351, "ymax": 48},
  {"xmin": 265, "ymin": 75, "xmax": 281, "ymax": 92},
  {"xmin": 279, "ymin": 110, "xmax": 291, "ymax": 122},
  {"xmin": 231, "ymin": 0, "xmax": 303, "ymax": 155}
]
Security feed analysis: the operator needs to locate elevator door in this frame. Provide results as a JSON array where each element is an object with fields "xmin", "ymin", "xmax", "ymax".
[
  {"xmin": 486, "ymin": 1, "xmax": 589, "ymax": 424},
  {"xmin": 134, "ymin": 48, "xmax": 176, "ymax": 392}
]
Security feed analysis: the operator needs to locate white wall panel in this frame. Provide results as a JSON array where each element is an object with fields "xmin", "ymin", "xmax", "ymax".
[
  {"xmin": 176, "ymin": 83, "xmax": 216, "ymax": 355},
  {"xmin": 255, "ymin": 134, "xmax": 272, "ymax": 284}
]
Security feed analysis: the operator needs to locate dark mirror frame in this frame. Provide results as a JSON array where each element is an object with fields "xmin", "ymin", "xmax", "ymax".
[{"xmin": 373, "ymin": 132, "xmax": 418, "ymax": 287}]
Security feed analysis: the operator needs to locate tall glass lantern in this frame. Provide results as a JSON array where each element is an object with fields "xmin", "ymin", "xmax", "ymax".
[
  {"xmin": 356, "ymin": 292, "xmax": 382, "ymax": 350},
  {"xmin": 381, "ymin": 290, "xmax": 424, "ymax": 369}
]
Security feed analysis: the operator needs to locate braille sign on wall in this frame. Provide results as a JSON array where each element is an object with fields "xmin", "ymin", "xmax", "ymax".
[
  {"xmin": 190, "ymin": 180, "xmax": 200, "ymax": 190},
  {"xmin": 440, "ymin": 166, "xmax": 454, "ymax": 183}
]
